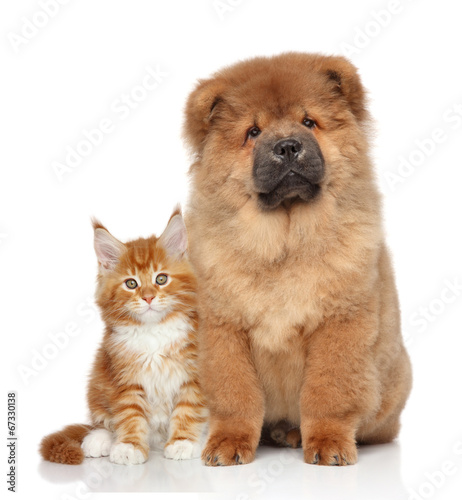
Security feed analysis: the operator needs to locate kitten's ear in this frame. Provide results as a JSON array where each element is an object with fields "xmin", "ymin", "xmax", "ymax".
[
  {"xmin": 92, "ymin": 219, "xmax": 126, "ymax": 271},
  {"xmin": 158, "ymin": 208, "xmax": 188, "ymax": 259}
]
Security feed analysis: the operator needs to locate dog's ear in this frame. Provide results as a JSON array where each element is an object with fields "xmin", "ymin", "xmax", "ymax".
[
  {"xmin": 319, "ymin": 56, "xmax": 367, "ymax": 122},
  {"xmin": 183, "ymin": 77, "xmax": 227, "ymax": 154}
]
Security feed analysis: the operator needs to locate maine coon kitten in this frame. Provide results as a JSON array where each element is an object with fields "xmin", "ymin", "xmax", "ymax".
[{"xmin": 40, "ymin": 210, "xmax": 207, "ymax": 465}]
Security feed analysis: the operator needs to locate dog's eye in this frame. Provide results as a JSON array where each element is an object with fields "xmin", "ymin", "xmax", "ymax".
[
  {"xmin": 247, "ymin": 126, "xmax": 261, "ymax": 139},
  {"xmin": 302, "ymin": 118, "xmax": 316, "ymax": 129}
]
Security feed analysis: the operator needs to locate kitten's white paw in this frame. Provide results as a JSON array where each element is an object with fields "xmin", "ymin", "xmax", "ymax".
[
  {"xmin": 164, "ymin": 439, "xmax": 201, "ymax": 460},
  {"xmin": 82, "ymin": 429, "xmax": 113, "ymax": 458},
  {"xmin": 109, "ymin": 442, "xmax": 147, "ymax": 465}
]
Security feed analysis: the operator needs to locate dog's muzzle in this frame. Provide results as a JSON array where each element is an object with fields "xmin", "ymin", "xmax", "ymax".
[{"xmin": 253, "ymin": 135, "xmax": 325, "ymax": 209}]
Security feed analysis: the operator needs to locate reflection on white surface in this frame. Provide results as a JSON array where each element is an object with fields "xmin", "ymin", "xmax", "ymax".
[{"xmin": 38, "ymin": 442, "xmax": 407, "ymax": 499}]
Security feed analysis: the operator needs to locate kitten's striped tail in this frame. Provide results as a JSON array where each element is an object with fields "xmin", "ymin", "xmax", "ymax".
[{"xmin": 40, "ymin": 424, "xmax": 92, "ymax": 465}]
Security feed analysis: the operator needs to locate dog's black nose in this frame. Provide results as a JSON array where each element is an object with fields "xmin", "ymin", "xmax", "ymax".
[{"xmin": 273, "ymin": 138, "xmax": 302, "ymax": 162}]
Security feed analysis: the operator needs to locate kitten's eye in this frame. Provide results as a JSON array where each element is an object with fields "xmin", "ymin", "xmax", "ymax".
[
  {"xmin": 156, "ymin": 274, "xmax": 168, "ymax": 285},
  {"xmin": 302, "ymin": 117, "xmax": 317, "ymax": 129},
  {"xmin": 125, "ymin": 279, "xmax": 138, "ymax": 289},
  {"xmin": 247, "ymin": 126, "xmax": 261, "ymax": 139}
]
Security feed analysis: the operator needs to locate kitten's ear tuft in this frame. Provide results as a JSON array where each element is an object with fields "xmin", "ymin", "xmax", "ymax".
[
  {"xmin": 92, "ymin": 218, "xmax": 107, "ymax": 232},
  {"xmin": 159, "ymin": 209, "xmax": 188, "ymax": 259},
  {"xmin": 92, "ymin": 219, "xmax": 126, "ymax": 271},
  {"xmin": 169, "ymin": 204, "xmax": 182, "ymax": 220}
]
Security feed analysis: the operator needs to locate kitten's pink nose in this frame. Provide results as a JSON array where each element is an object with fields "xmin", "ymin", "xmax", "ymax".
[{"xmin": 143, "ymin": 296, "xmax": 155, "ymax": 305}]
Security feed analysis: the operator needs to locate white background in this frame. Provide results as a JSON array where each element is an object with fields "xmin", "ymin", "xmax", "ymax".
[{"xmin": 1, "ymin": 1, "xmax": 461, "ymax": 499}]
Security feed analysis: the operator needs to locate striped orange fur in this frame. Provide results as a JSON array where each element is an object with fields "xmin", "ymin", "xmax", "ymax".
[{"xmin": 40, "ymin": 210, "xmax": 208, "ymax": 465}]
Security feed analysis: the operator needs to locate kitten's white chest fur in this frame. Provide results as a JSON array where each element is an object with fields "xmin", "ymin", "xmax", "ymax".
[{"xmin": 113, "ymin": 315, "xmax": 192, "ymax": 448}]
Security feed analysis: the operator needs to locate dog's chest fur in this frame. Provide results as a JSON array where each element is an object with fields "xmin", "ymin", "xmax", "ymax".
[
  {"xmin": 202, "ymin": 247, "xmax": 328, "ymax": 351},
  {"xmin": 192, "ymin": 204, "xmax": 371, "ymax": 355},
  {"xmin": 247, "ymin": 263, "xmax": 323, "ymax": 351}
]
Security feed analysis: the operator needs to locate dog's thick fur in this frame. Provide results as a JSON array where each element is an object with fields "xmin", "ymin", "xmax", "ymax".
[{"xmin": 184, "ymin": 53, "xmax": 412, "ymax": 466}]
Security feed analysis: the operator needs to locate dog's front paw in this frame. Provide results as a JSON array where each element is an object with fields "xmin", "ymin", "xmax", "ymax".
[
  {"xmin": 202, "ymin": 433, "xmax": 256, "ymax": 466},
  {"xmin": 109, "ymin": 442, "xmax": 147, "ymax": 465},
  {"xmin": 303, "ymin": 435, "xmax": 357, "ymax": 466}
]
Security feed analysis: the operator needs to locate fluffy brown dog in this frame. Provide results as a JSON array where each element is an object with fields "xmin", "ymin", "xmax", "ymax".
[{"xmin": 184, "ymin": 53, "xmax": 412, "ymax": 466}]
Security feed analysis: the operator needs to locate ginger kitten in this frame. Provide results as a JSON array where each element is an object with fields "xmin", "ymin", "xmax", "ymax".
[{"xmin": 40, "ymin": 210, "xmax": 207, "ymax": 465}]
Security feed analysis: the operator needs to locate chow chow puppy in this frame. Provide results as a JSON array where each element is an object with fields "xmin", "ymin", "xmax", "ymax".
[{"xmin": 184, "ymin": 53, "xmax": 412, "ymax": 466}]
